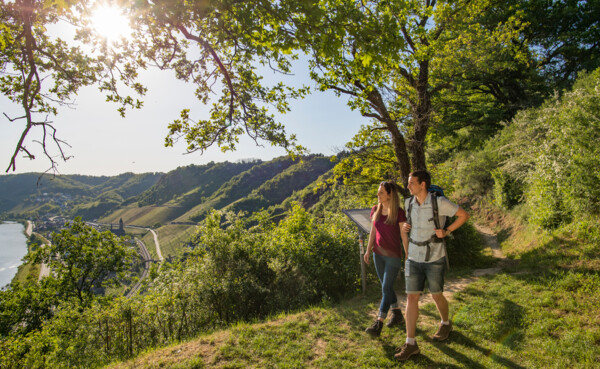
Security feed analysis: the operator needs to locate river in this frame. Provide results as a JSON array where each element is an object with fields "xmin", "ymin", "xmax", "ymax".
[{"xmin": 0, "ymin": 222, "xmax": 28, "ymax": 288}]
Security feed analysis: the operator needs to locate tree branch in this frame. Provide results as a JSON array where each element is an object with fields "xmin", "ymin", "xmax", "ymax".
[{"xmin": 175, "ymin": 24, "xmax": 236, "ymax": 125}]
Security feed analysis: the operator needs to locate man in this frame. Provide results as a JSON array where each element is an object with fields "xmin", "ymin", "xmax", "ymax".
[{"xmin": 395, "ymin": 170, "xmax": 470, "ymax": 361}]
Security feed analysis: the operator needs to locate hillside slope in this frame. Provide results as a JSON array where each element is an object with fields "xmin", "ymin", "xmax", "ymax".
[
  {"xmin": 104, "ymin": 211, "xmax": 600, "ymax": 369},
  {"xmin": 0, "ymin": 172, "xmax": 163, "ymax": 218}
]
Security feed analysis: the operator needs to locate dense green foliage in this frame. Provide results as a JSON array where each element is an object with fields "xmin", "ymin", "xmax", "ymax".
[
  {"xmin": 0, "ymin": 206, "xmax": 360, "ymax": 368},
  {"xmin": 450, "ymin": 68, "xmax": 600, "ymax": 229},
  {"xmin": 94, "ymin": 210, "xmax": 598, "ymax": 369},
  {"xmin": 28, "ymin": 218, "xmax": 136, "ymax": 306}
]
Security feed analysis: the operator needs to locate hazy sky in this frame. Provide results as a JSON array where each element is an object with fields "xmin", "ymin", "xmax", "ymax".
[
  {"xmin": 1, "ymin": 67, "xmax": 366, "ymax": 176},
  {"xmin": 1, "ymin": 11, "xmax": 366, "ymax": 177}
]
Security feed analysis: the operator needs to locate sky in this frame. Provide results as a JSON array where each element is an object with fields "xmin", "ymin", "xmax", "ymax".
[{"xmin": 0, "ymin": 7, "xmax": 367, "ymax": 177}]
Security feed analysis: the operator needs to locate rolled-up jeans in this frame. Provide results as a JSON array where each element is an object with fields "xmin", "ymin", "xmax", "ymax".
[{"xmin": 373, "ymin": 252, "xmax": 403, "ymax": 319}]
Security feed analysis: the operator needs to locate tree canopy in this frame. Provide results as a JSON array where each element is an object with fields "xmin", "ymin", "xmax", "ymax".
[
  {"xmin": 29, "ymin": 217, "xmax": 135, "ymax": 306},
  {"xmin": 2, "ymin": 0, "xmax": 598, "ymax": 188}
]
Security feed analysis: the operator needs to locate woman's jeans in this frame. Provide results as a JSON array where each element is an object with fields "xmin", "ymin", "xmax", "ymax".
[{"xmin": 373, "ymin": 252, "xmax": 403, "ymax": 319}]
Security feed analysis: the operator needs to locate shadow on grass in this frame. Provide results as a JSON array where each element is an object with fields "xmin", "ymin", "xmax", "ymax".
[
  {"xmin": 417, "ymin": 296, "xmax": 526, "ymax": 368},
  {"xmin": 439, "ymin": 331, "xmax": 527, "ymax": 369}
]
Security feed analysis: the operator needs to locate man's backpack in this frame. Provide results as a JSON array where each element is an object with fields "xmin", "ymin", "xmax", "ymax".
[
  {"xmin": 406, "ymin": 184, "xmax": 449, "ymax": 231},
  {"xmin": 406, "ymin": 184, "xmax": 451, "ymax": 267}
]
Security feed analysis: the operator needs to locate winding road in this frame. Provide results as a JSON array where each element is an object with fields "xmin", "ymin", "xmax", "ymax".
[
  {"xmin": 118, "ymin": 224, "xmax": 163, "ymax": 297},
  {"xmin": 25, "ymin": 221, "xmax": 52, "ymax": 281}
]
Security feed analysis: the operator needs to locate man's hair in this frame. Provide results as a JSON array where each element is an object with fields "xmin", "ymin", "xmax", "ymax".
[{"xmin": 410, "ymin": 170, "xmax": 431, "ymax": 189}]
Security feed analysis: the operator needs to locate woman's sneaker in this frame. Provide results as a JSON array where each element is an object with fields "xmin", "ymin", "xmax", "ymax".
[
  {"xmin": 394, "ymin": 342, "xmax": 420, "ymax": 361},
  {"xmin": 365, "ymin": 320, "xmax": 383, "ymax": 337},
  {"xmin": 386, "ymin": 309, "xmax": 405, "ymax": 328}
]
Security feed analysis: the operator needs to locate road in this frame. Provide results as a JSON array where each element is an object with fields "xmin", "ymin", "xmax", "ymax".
[
  {"xmin": 88, "ymin": 222, "xmax": 164, "ymax": 297},
  {"xmin": 118, "ymin": 224, "xmax": 163, "ymax": 263},
  {"xmin": 26, "ymin": 221, "xmax": 52, "ymax": 281},
  {"xmin": 126, "ymin": 237, "xmax": 152, "ymax": 298}
]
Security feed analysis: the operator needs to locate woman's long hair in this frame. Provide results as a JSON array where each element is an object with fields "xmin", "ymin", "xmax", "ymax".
[{"xmin": 373, "ymin": 181, "xmax": 399, "ymax": 225}]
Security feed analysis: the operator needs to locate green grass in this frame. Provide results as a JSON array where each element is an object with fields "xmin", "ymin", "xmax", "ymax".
[
  {"xmin": 140, "ymin": 224, "xmax": 196, "ymax": 259},
  {"xmin": 105, "ymin": 213, "xmax": 600, "ymax": 369}
]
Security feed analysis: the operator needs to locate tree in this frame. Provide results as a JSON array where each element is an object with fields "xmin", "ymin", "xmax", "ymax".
[
  {"xmin": 3, "ymin": 0, "xmax": 596, "ymax": 185},
  {"xmin": 0, "ymin": 278, "xmax": 59, "ymax": 336},
  {"xmin": 428, "ymin": 0, "xmax": 600, "ymax": 161},
  {"xmin": 274, "ymin": 0, "xmax": 526, "ymax": 193},
  {"xmin": 1, "ymin": 0, "xmax": 309, "ymax": 173},
  {"xmin": 1, "ymin": 0, "xmax": 102, "ymax": 173},
  {"xmin": 29, "ymin": 217, "xmax": 135, "ymax": 306}
]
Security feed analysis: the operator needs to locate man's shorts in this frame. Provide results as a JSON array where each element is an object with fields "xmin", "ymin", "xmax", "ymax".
[{"xmin": 405, "ymin": 257, "xmax": 446, "ymax": 294}]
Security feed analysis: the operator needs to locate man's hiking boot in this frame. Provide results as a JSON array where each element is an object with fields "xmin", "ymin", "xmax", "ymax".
[
  {"xmin": 365, "ymin": 319, "xmax": 383, "ymax": 337},
  {"xmin": 394, "ymin": 342, "xmax": 420, "ymax": 361},
  {"xmin": 386, "ymin": 309, "xmax": 405, "ymax": 328},
  {"xmin": 432, "ymin": 322, "xmax": 452, "ymax": 341}
]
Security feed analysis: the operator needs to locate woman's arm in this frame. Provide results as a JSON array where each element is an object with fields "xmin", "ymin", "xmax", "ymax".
[
  {"xmin": 400, "ymin": 222, "xmax": 409, "ymax": 257},
  {"xmin": 363, "ymin": 224, "xmax": 376, "ymax": 264}
]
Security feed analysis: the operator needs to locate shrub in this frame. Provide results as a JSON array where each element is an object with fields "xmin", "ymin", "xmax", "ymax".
[
  {"xmin": 446, "ymin": 221, "xmax": 487, "ymax": 268},
  {"xmin": 491, "ymin": 169, "xmax": 523, "ymax": 210}
]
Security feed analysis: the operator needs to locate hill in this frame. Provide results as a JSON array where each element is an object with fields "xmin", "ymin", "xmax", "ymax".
[
  {"xmin": 0, "ymin": 155, "xmax": 339, "ymax": 260},
  {"xmin": 99, "ymin": 155, "xmax": 336, "ymax": 258},
  {"xmin": 0, "ymin": 172, "xmax": 163, "ymax": 219},
  {"xmin": 103, "ymin": 209, "xmax": 600, "ymax": 369}
]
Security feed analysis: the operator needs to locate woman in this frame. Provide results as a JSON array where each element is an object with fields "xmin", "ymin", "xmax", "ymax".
[{"xmin": 364, "ymin": 181, "xmax": 407, "ymax": 337}]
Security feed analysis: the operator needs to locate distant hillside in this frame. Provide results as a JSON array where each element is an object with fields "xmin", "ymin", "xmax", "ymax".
[
  {"xmin": 1, "ymin": 155, "xmax": 344, "ymax": 259},
  {"xmin": 224, "ymin": 155, "xmax": 335, "ymax": 215},
  {"xmin": 0, "ymin": 172, "xmax": 162, "ymax": 218},
  {"xmin": 180, "ymin": 156, "xmax": 299, "ymax": 222},
  {"xmin": 136, "ymin": 161, "xmax": 259, "ymax": 206},
  {"xmin": 95, "ymin": 155, "xmax": 337, "ymax": 258}
]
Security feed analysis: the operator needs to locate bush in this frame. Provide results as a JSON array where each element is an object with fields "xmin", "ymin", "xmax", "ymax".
[
  {"xmin": 498, "ymin": 69, "xmax": 600, "ymax": 227},
  {"xmin": 446, "ymin": 221, "xmax": 487, "ymax": 268},
  {"xmin": 491, "ymin": 169, "xmax": 523, "ymax": 210}
]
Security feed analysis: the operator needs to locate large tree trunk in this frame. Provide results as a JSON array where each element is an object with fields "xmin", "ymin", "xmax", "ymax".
[
  {"xmin": 366, "ymin": 88, "xmax": 412, "ymax": 196},
  {"xmin": 410, "ymin": 60, "xmax": 431, "ymax": 172}
]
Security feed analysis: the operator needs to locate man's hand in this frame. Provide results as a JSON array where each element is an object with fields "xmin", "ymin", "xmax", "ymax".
[{"xmin": 435, "ymin": 228, "xmax": 451, "ymax": 238}]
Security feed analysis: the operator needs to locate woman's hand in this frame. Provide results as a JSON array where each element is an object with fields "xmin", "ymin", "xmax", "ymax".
[
  {"xmin": 363, "ymin": 251, "xmax": 371, "ymax": 264},
  {"xmin": 401, "ymin": 223, "xmax": 411, "ymax": 234}
]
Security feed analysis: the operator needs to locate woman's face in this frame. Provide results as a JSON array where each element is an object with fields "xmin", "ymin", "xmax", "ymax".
[{"xmin": 377, "ymin": 184, "xmax": 390, "ymax": 203}]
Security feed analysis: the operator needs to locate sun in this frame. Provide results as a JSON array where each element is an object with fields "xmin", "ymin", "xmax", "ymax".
[{"xmin": 90, "ymin": 4, "xmax": 132, "ymax": 43}]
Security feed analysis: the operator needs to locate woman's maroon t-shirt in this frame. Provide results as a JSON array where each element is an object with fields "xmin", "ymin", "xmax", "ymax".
[{"xmin": 371, "ymin": 206, "xmax": 407, "ymax": 259}]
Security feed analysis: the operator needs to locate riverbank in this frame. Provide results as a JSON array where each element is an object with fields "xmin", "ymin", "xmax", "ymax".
[
  {"xmin": 0, "ymin": 221, "xmax": 29, "ymax": 287},
  {"xmin": 7, "ymin": 220, "xmax": 46, "ymax": 285}
]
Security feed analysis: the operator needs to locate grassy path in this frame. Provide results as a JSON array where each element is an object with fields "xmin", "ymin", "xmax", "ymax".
[
  {"xmin": 104, "ymin": 218, "xmax": 600, "ymax": 368},
  {"xmin": 105, "ymin": 224, "xmax": 527, "ymax": 369}
]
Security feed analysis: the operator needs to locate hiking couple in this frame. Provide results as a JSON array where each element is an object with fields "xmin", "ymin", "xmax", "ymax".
[{"xmin": 363, "ymin": 170, "xmax": 470, "ymax": 361}]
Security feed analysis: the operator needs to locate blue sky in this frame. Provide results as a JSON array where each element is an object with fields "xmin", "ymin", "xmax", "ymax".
[{"xmin": 1, "ymin": 25, "xmax": 366, "ymax": 176}]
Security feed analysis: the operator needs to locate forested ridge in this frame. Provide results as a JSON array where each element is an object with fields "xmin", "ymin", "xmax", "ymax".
[{"xmin": 1, "ymin": 0, "xmax": 600, "ymax": 368}]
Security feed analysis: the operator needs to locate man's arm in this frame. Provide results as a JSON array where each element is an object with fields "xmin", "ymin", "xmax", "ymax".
[{"xmin": 436, "ymin": 207, "xmax": 469, "ymax": 238}]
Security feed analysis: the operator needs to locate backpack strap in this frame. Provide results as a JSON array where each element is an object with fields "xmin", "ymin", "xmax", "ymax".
[
  {"xmin": 406, "ymin": 196, "xmax": 414, "ymax": 226},
  {"xmin": 431, "ymin": 192, "xmax": 441, "ymax": 230},
  {"xmin": 407, "ymin": 193, "xmax": 450, "ymax": 269},
  {"xmin": 431, "ymin": 192, "xmax": 450, "ymax": 270}
]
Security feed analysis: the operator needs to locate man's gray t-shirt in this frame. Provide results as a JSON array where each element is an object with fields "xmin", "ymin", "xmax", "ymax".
[{"xmin": 404, "ymin": 193, "xmax": 459, "ymax": 263}]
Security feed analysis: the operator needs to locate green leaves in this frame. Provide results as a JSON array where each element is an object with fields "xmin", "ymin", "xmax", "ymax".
[{"xmin": 31, "ymin": 217, "xmax": 135, "ymax": 306}]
